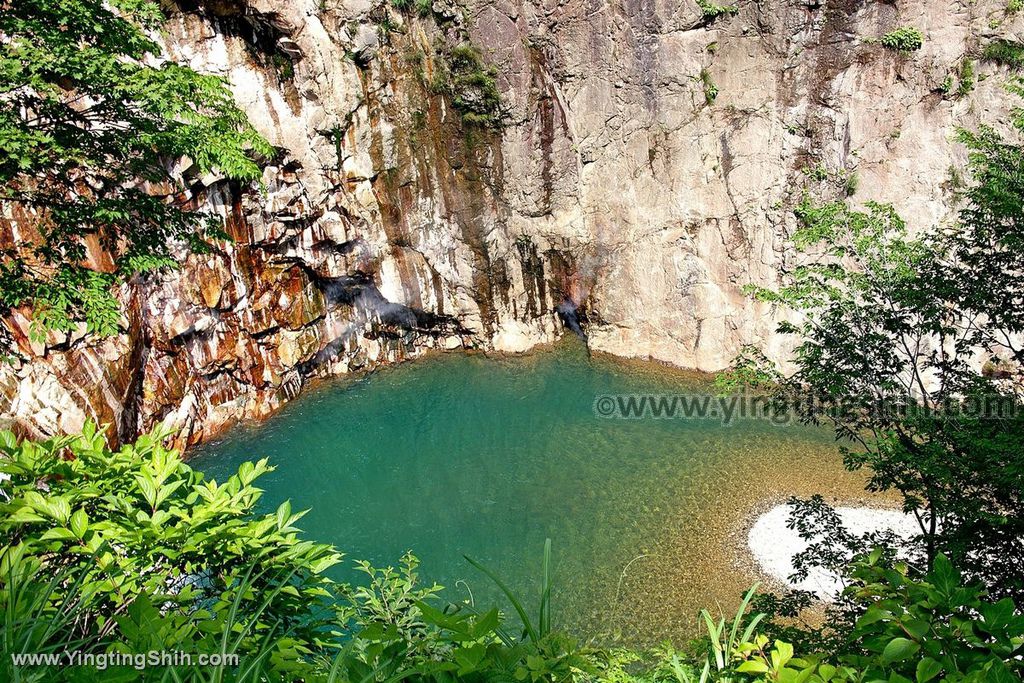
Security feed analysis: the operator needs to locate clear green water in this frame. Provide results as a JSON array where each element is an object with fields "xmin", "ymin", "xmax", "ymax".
[{"xmin": 192, "ymin": 340, "xmax": 870, "ymax": 645}]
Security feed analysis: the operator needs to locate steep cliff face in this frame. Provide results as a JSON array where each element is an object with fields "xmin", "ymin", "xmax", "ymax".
[{"xmin": 0, "ymin": 0, "xmax": 1017, "ymax": 447}]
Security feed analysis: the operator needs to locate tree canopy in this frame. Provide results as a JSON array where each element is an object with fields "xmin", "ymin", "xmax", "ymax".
[
  {"xmin": 723, "ymin": 86, "xmax": 1024, "ymax": 600},
  {"xmin": 0, "ymin": 0, "xmax": 271, "ymax": 346}
]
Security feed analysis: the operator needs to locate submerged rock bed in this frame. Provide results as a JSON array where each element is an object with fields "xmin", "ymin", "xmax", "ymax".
[{"xmin": 194, "ymin": 342, "xmax": 893, "ymax": 644}]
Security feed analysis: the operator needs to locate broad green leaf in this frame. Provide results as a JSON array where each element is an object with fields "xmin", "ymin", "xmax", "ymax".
[
  {"xmin": 736, "ymin": 660, "xmax": 770, "ymax": 673},
  {"xmin": 915, "ymin": 657, "xmax": 941, "ymax": 682},
  {"xmin": 70, "ymin": 508, "xmax": 89, "ymax": 538},
  {"xmin": 881, "ymin": 637, "xmax": 920, "ymax": 665}
]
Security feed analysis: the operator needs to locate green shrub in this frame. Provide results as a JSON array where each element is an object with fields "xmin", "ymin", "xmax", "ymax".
[
  {"xmin": 984, "ymin": 39, "xmax": 1024, "ymax": 69},
  {"xmin": 698, "ymin": 0, "xmax": 739, "ymax": 19},
  {"xmin": 446, "ymin": 43, "xmax": 504, "ymax": 129},
  {"xmin": 3, "ymin": 425, "xmax": 1024, "ymax": 681},
  {"xmin": 880, "ymin": 27, "xmax": 924, "ymax": 52},
  {"xmin": 271, "ymin": 51, "xmax": 295, "ymax": 80},
  {"xmin": 958, "ymin": 58, "xmax": 976, "ymax": 96},
  {"xmin": 803, "ymin": 163, "xmax": 829, "ymax": 182},
  {"xmin": 0, "ymin": 423, "xmax": 345, "ymax": 679},
  {"xmin": 0, "ymin": 426, "xmax": 591, "ymax": 681},
  {"xmin": 377, "ymin": 13, "xmax": 398, "ymax": 35},
  {"xmin": 701, "ymin": 69, "xmax": 719, "ymax": 104},
  {"xmin": 388, "ymin": 0, "xmax": 432, "ymax": 18},
  {"xmin": 841, "ymin": 552, "xmax": 1024, "ymax": 682},
  {"xmin": 689, "ymin": 552, "xmax": 1024, "ymax": 683},
  {"xmin": 843, "ymin": 171, "xmax": 859, "ymax": 196}
]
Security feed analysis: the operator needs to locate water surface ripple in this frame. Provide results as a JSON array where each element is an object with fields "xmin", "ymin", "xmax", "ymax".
[{"xmin": 193, "ymin": 340, "xmax": 871, "ymax": 644}]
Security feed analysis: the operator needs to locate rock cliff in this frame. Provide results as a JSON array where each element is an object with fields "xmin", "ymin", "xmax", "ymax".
[{"xmin": 0, "ymin": 0, "xmax": 1018, "ymax": 447}]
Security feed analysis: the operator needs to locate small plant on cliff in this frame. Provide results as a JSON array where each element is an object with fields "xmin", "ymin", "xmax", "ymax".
[
  {"xmin": 440, "ymin": 43, "xmax": 504, "ymax": 129},
  {"xmin": 939, "ymin": 74, "xmax": 955, "ymax": 95},
  {"xmin": 880, "ymin": 26, "xmax": 924, "ymax": 52},
  {"xmin": 388, "ymin": 0, "xmax": 433, "ymax": 18},
  {"xmin": 842, "ymin": 170, "xmax": 859, "ymax": 196},
  {"xmin": 802, "ymin": 163, "xmax": 829, "ymax": 182},
  {"xmin": 984, "ymin": 38, "xmax": 1024, "ymax": 69},
  {"xmin": 376, "ymin": 12, "xmax": 399, "ymax": 37},
  {"xmin": 698, "ymin": 0, "xmax": 739, "ymax": 20},
  {"xmin": 272, "ymin": 51, "xmax": 296, "ymax": 80},
  {"xmin": 958, "ymin": 58, "xmax": 976, "ymax": 96},
  {"xmin": 701, "ymin": 68, "xmax": 719, "ymax": 104},
  {"xmin": 0, "ymin": 0, "xmax": 272, "ymax": 352}
]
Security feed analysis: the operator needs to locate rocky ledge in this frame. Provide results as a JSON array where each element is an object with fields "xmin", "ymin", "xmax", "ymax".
[{"xmin": 1, "ymin": 0, "xmax": 1018, "ymax": 448}]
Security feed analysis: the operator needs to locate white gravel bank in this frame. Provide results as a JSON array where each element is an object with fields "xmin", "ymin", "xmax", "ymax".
[{"xmin": 748, "ymin": 504, "xmax": 919, "ymax": 599}]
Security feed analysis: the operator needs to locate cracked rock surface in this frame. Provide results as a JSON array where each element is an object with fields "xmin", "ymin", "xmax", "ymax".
[{"xmin": 0, "ymin": 0, "xmax": 1018, "ymax": 447}]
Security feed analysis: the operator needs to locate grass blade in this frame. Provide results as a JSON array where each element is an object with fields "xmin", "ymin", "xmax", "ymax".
[
  {"xmin": 464, "ymin": 554, "xmax": 540, "ymax": 644},
  {"xmin": 539, "ymin": 538, "xmax": 552, "ymax": 637}
]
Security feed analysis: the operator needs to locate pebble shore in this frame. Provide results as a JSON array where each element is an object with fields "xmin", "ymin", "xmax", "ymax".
[{"xmin": 747, "ymin": 503, "xmax": 919, "ymax": 599}]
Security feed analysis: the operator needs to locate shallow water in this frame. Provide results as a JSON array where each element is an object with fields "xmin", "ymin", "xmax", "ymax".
[{"xmin": 192, "ymin": 339, "xmax": 873, "ymax": 645}]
